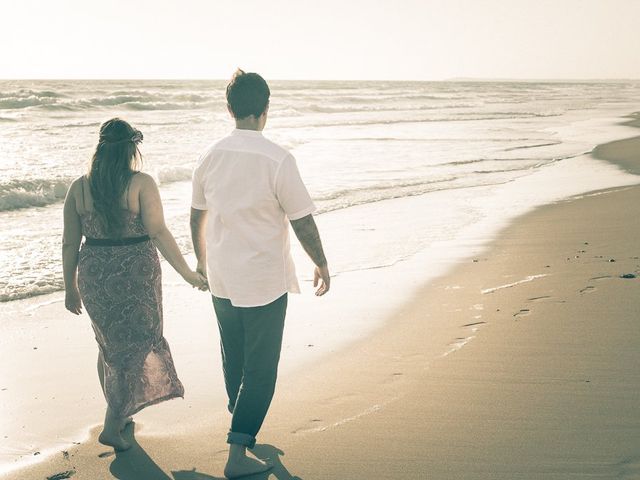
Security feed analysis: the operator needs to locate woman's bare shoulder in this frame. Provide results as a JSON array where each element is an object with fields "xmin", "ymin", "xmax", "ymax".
[
  {"xmin": 131, "ymin": 171, "xmax": 156, "ymax": 188},
  {"xmin": 67, "ymin": 175, "xmax": 87, "ymax": 196}
]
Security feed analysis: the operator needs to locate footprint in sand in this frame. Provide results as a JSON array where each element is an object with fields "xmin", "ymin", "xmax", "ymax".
[
  {"xmin": 513, "ymin": 309, "xmax": 530, "ymax": 318},
  {"xmin": 527, "ymin": 295, "xmax": 566, "ymax": 304},
  {"xmin": 320, "ymin": 393, "xmax": 357, "ymax": 407},
  {"xmin": 580, "ymin": 286, "xmax": 596, "ymax": 294},
  {"xmin": 381, "ymin": 371, "xmax": 405, "ymax": 385},
  {"xmin": 46, "ymin": 471, "xmax": 76, "ymax": 480},
  {"xmin": 292, "ymin": 419, "xmax": 324, "ymax": 435},
  {"xmin": 398, "ymin": 352, "xmax": 428, "ymax": 362},
  {"xmin": 461, "ymin": 321, "xmax": 486, "ymax": 327},
  {"xmin": 528, "ymin": 295, "xmax": 551, "ymax": 302}
]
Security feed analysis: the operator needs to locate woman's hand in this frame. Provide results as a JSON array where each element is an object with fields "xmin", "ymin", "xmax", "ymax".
[
  {"xmin": 65, "ymin": 288, "xmax": 83, "ymax": 315},
  {"xmin": 184, "ymin": 270, "xmax": 209, "ymax": 291}
]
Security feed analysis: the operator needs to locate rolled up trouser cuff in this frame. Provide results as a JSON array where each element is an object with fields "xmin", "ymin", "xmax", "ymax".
[{"xmin": 227, "ymin": 431, "xmax": 256, "ymax": 449}]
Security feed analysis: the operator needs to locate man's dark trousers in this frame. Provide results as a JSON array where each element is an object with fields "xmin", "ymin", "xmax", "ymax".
[{"xmin": 212, "ymin": 293, "xmax": 288, "ymax": 448}]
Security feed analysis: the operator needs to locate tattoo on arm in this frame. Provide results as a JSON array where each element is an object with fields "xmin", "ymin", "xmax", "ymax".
[{"xmin": 290, "ymin": 214, "xmax": 327, "ymax": 267}]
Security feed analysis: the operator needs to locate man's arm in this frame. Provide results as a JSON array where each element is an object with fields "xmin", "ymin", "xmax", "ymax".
[
  {"xmin": 290, "ymin": 214, "xmax": 330, "ymax": 296},
  {"xmin": 190, "ymin": 207, "xmax": 208, "ymax": 278}
]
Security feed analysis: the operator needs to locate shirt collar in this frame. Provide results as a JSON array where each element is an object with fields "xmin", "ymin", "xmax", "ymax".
[{"xmin": 231, "ymin": 128, "xmax": 264, "ymax": 137}]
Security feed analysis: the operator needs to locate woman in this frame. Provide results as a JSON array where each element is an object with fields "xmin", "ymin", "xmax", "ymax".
[{"xmin": 62, "ymin": 118, "xmax": 206, "ymax": 451}]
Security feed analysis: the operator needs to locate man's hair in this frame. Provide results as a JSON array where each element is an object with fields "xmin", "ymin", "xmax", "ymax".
[{"xmin": 226, "ymin": 69, "xmax": 270, "ymax": 119}]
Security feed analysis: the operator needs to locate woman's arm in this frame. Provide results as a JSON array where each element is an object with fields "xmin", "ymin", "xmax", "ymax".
[
  {"xmin": 62, "ymin": 179, "xmax": 83, "ymax": 314},
  {"xmin": 139, "ymin": 174, "xmax": 207, "ymax": 289}
]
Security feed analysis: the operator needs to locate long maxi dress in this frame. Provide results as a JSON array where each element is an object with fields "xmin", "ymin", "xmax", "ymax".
[{"xmin": 77, "ymin": 207, "xmax": 184, "ymax": 417}]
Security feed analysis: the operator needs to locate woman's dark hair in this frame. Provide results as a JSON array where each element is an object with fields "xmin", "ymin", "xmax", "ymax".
[
  {"xmin": 88, "ymin": 118, "xmax": 143, "ymax": 237},
  {"xmin": 226, "ymin": 69, "xmax": 270, "ymax": 119}
]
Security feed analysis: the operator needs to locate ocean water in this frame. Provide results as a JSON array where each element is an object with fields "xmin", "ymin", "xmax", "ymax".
[{"xmin": 1, "ymin": 79, "xmax": 640, "ymax": 303}]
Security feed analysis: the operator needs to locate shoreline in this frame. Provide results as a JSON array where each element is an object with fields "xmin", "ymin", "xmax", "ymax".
[
  {"xmin": 2, "ymin": 124, "xmax": 640, "ymax": 478},
  {"xmin": 591, "ymin": 111, "xmax": 640, "ymax": 175},
  {"xmin": 593, "ymin": 137, "xmax": 640, "ymax": 176}
]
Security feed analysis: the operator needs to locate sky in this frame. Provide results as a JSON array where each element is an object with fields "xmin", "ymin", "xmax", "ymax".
[{"xmin": 1, "ymin": 0, "xmax": 639, "ymax": 80}]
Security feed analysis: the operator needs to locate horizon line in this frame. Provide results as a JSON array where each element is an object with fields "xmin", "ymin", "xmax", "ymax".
[{"xmin": 1, "ymin": 77, "xmax": 639, "ymax": 83}]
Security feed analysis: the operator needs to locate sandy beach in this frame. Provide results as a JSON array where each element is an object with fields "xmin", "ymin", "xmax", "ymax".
[{"xmin": 2, "ymin": 126, "xmax": 639, "ymax": 479}]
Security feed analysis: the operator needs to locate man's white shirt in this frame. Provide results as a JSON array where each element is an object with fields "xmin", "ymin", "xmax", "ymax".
[{"xmin": 192, "ymin": 128, "xmax": 316, "ymax": 307}]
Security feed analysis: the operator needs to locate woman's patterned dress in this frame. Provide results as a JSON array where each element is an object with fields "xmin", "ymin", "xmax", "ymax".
[{"xmin": 77, "ymin": 212, "xmax": 184, "ymax": 417}]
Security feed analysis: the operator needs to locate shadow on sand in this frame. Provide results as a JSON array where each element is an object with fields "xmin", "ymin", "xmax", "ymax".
[
  {"xmin": 102, "ymin": 423, "xmax": 301, "ymax": 480},
  {"xmin": 103, "ymin": 423, "xmax": 184, "ymax": 480},
  {"xmin": 172, "ymin": 444, "xmax": 303, "ymax": 480}
]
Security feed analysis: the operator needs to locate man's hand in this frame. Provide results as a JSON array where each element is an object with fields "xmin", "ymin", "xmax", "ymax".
[
  {"xmin": 313, "ymin": 264, "xmax": 330, "ymax": 296},
  {"xmin": 65, "ymin": 288, "xmax": 83, "ymax": 315},
  {"xmin": 195, "ymin": 263, "xmax": 209, "ymax": 291},
  {"xmin": 290, "ymin": 214, "xmax": 330, "ymax": 297},
  {"xmin": 196, "ymin": 262, "xmax": 207, "ymax": 280}
]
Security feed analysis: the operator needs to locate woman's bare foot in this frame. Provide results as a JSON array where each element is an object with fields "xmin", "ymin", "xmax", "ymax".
[
  {"xmin": 98, "ymin": 430, "xmax": 131, "ymax": 451},
  {"xmin": 99, "ymin": 407, "xmax": 131, "ymax": 451},
  {"xmin": 224, "ymin": 445, "xmax": 272, "ymax": 479}
]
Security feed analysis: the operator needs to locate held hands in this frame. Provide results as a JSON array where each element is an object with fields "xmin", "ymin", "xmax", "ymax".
[
  {"xmin": 196, "ymin": 262, "xmax": 207, "ymax": 280},
  {"xmin": 313, "ymin": 264, "xmax": 330, "ymax": 296},
  {"xmin": 185, "ymin": 269, "xmax": 209, "ymax": 291},
  {"xmin": 65, "ymin": 288, "xmax": 83, "ymax": 315},
  {"xmin": 195, "ymin": 262, "xmax": 209, "ymax": 291}
]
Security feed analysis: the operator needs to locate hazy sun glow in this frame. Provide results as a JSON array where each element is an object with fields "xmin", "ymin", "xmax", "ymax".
[{"xmin": 1, "ymin": 0, "xmax": 639, "ymax": 80}]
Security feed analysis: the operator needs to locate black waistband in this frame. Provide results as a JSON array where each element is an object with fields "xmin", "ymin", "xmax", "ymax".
[{"xmin": 84, "ymin": 235, "xmax": 150, "ymax": 247}]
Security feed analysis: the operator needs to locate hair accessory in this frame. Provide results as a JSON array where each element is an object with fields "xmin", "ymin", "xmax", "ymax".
[
  {"xmin": 99, "ymin": 129, "xmax": 143, "ymax": 145},
  {"xmin": 131, "ymin": 130, "xmax": 143, "ymax": 144}
]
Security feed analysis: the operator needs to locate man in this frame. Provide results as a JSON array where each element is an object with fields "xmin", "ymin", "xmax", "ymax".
[{"xmin": 190, "ymin": 69, "xmax": 330, "ymax": 478}]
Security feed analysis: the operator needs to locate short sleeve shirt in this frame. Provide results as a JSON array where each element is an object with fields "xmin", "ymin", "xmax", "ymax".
[{"xmin": 192, "ymin": 128, "xmax": 316, "ymax": 307}]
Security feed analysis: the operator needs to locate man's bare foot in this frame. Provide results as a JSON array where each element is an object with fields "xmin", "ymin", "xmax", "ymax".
[
  {"xmin": 119, "ymin": 416, "xmax": 133, "ymax": 431},
  {"xmin": 224, "ymin": 445, "xmax": 272, "ymax": 479},
  {"xmin": 224, "ymin": 456, "xmax": 271, "ymax": 479},
  {"xmin": 98, "ymin": 430, "xmax": 131, "ymax": 451}
]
